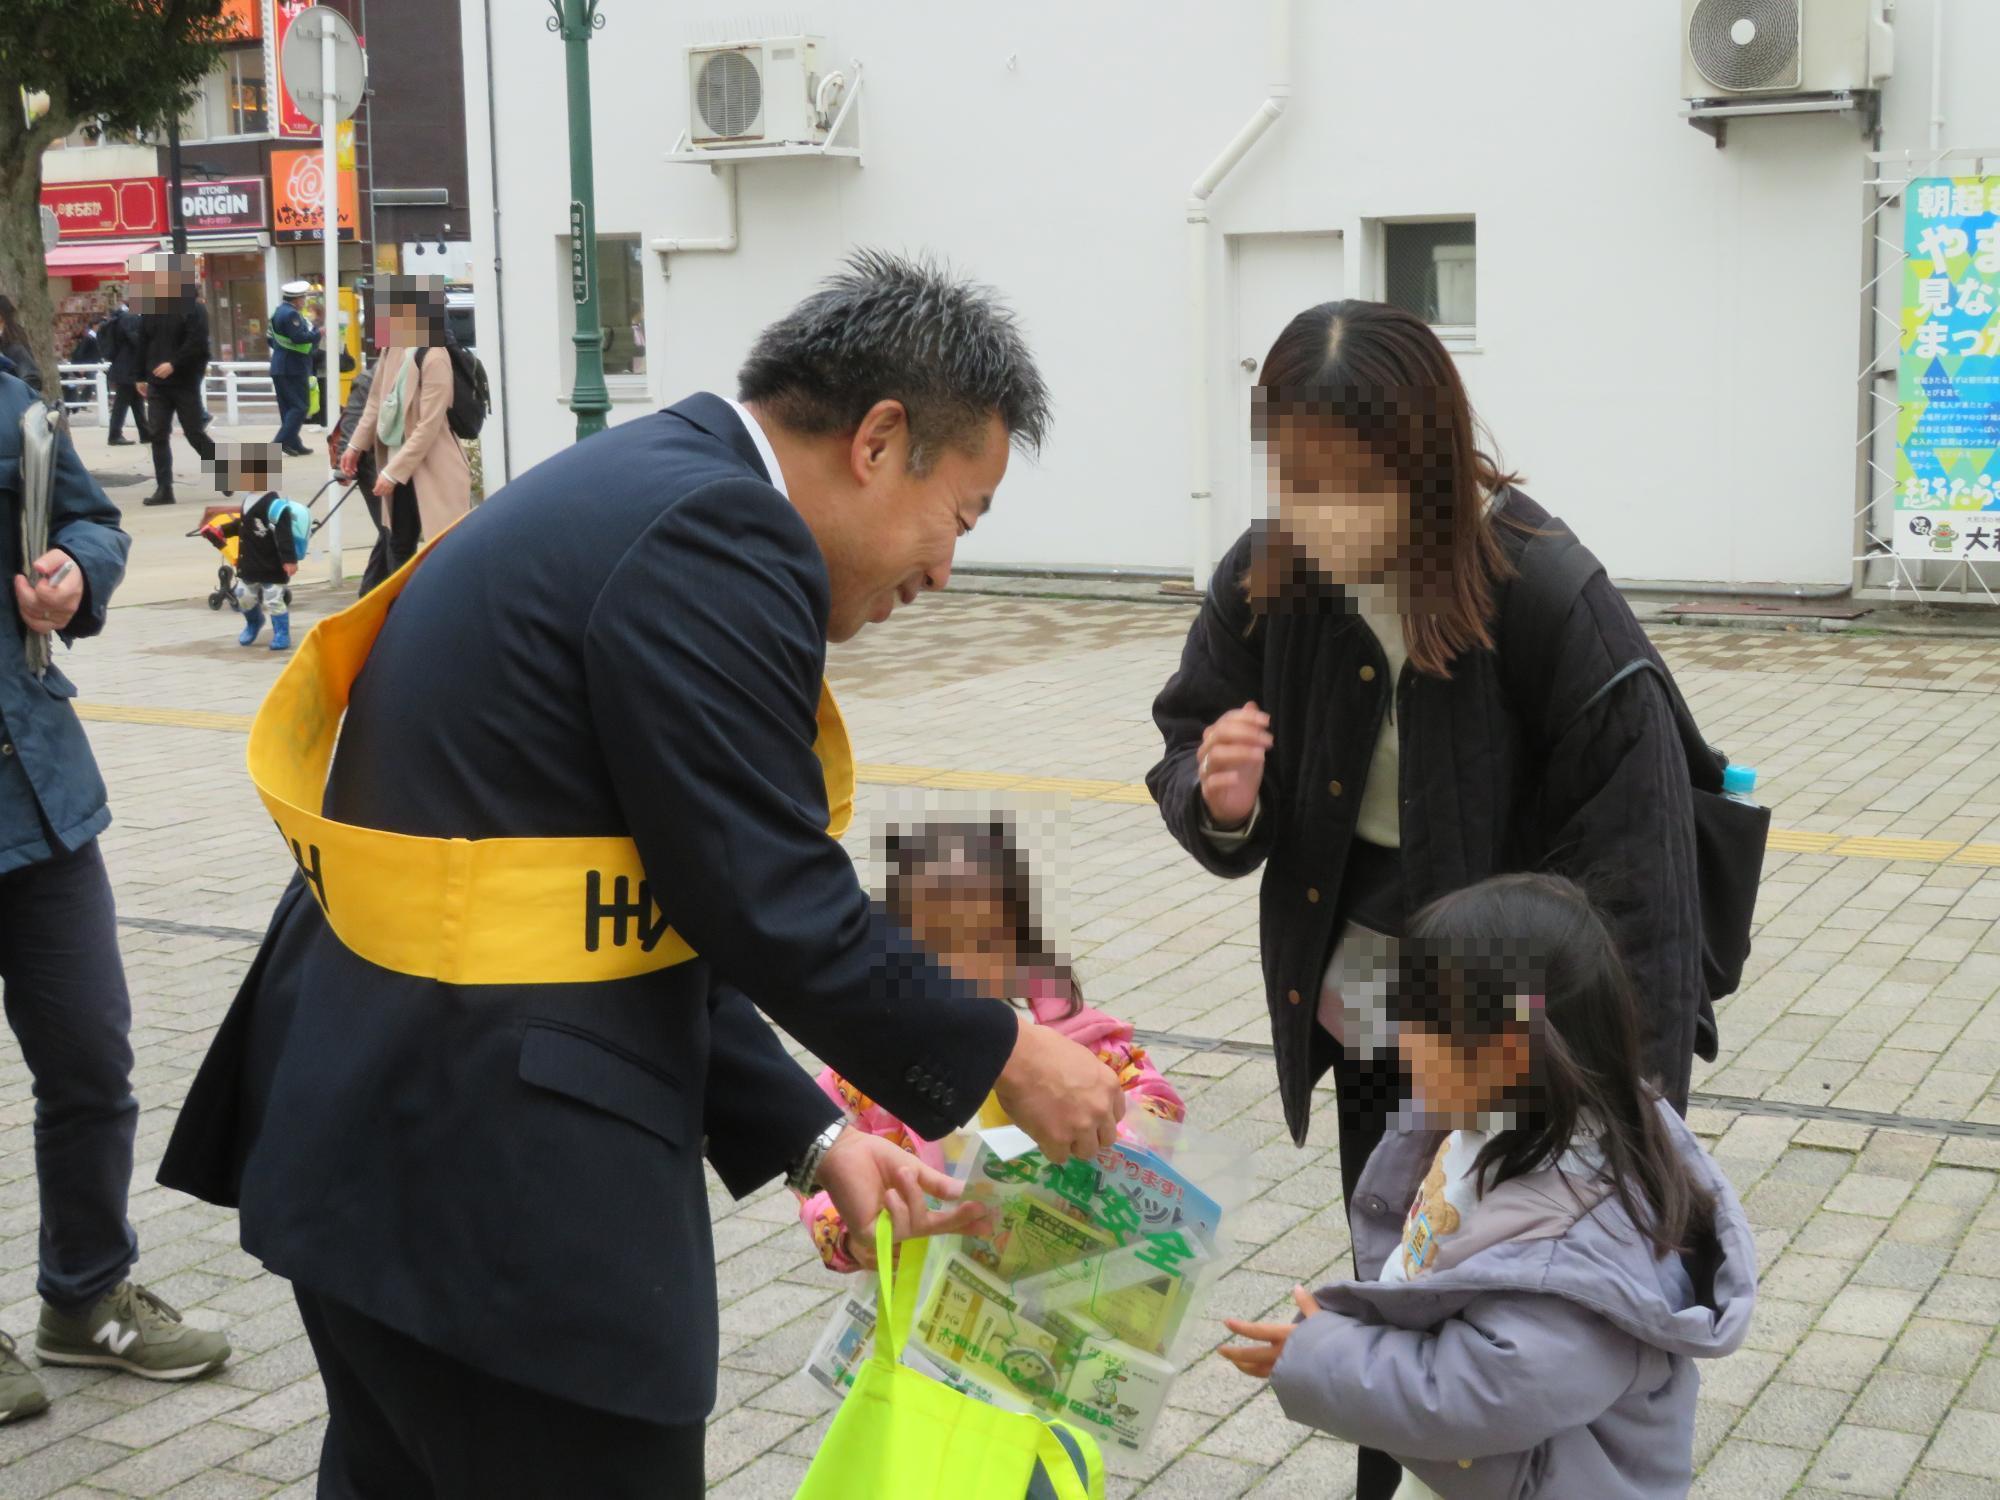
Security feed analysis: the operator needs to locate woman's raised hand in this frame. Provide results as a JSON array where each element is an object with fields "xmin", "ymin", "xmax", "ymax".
[{"xmin": 1198, "ymin": 702, "xmax": 1272, "ymax": 830}]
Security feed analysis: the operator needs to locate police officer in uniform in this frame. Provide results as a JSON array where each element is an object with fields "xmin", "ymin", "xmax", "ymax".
[
  {"xmin": 267, "ymin": 281, "xmax": 320, "ymax": 457},
  {"xmin": 160, "ymin": 251, "xmax": 1124, "ymax": 1496}
]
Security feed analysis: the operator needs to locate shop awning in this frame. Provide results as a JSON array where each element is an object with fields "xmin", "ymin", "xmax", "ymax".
[
  {"xmin": 185, "ymin": 233, "xmax": 270, "ymax": 255},
  {"xmin": 45, "ymin": 239, "xmax": 158, "ymax": 278}
]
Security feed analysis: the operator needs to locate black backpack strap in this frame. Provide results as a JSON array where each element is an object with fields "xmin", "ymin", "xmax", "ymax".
[
  {"xmin": 1500, "ymin": 515, "xmax": 1725, "ymax": 794},
  {"xmin": 1498, "ymin": 515, "xmax": 1606, "ymax": 737}
]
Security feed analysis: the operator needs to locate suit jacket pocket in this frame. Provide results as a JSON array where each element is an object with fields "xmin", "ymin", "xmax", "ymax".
[{"xmin": 517, "ymin": 1023, "xmax": 684, "ymax": 1147}]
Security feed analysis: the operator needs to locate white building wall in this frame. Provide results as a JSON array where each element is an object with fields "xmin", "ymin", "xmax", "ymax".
[{"xmin": 464, "ymin": 0, "xmax": 2000, "ymax": 587}]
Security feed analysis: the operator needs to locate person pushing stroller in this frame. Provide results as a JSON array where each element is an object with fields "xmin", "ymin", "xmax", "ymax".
[{"xmin": 209, "ymin": 443, "xmax": 308, "ymax": 651}]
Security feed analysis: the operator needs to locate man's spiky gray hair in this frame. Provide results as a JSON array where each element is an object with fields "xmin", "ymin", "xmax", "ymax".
[{"xmin": 738, "ymin": 249, "xmax": 1050, "ymax": 470}]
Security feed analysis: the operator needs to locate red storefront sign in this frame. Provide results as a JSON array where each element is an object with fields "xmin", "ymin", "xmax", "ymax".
[
  {"xmin": 39, "ymin": 179, "xmax": 168, "ymax": 241},
  {"xmin": 179, "ymin": 177, "xmax": 268, "ymax": 234},
  {"xmin": 269, "ymin": 1, "xmax": 320, "ymax": 140}
]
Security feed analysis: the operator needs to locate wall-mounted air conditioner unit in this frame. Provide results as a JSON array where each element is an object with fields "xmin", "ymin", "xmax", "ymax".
[
  {"xmin": 687, "ymin": 36, "xmax": 840, "ymax": 150},
  {"xmin": 1681, "ymin": 0, "xmax": 1894, "ymax": 101}
]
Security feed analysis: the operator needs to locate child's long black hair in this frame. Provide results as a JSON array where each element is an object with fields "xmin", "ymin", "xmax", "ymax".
[
  {"xmin": 1394, "ymin": 873, "xmax": 1716, "ymax": 1257},
  {"xmin": 881, "ymin": 818, "xmax": 1082, "ymax": 1018}
]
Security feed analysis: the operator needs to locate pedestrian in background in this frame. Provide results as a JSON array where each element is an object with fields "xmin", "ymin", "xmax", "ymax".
[
  {"xmin": 134, "ymin": 255, "xmax": 216, "ymax": 508},
  {"xmin": 0, "ymin": 362, "xmax": 232, "ymax": 1426},
  {"xmin": 268, "ymin": 281, "xmax": 320, "ymax": 457},
  {"xmin": 339, "ymin": 276, "xmax": 471, "ymax": 548},
  {"xmin": 103, "ymin": 291, "xmax": 151, "ymax": 448},
  {"xmin": 330, "ymin": 353, "xmax": 413, "ymax": 594},
  {"xmin": 0, "ymin": 297, "xmax": 42, "ymax": 396}
]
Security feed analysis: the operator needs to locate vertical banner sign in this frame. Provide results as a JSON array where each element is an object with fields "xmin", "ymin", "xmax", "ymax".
[
  {"xmin": 570, "ymin": 201, "xmax": 590, "ymax": 303},
  {"xmin": 1896, "ymin": 178, "xmax": 2000, "ymax": 560},
  {"xmin": 269, "ymin": 0, "xmax": 320, "ymax": 139}
]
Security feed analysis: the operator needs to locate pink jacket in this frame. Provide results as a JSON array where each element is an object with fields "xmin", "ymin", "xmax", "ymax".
[{"xmin": 799, "ymin": 980, "xmax": 1186, "ymax": 1273}]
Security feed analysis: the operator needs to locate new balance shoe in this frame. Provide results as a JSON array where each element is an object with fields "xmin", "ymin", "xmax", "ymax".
[
  {"xmin": 35, "ymin": 1282, "xmax": 230, "ymax": 1381},
  {"xmin": 0, "ymin": 1333, "xmax": 48, "ymax": 1425}
]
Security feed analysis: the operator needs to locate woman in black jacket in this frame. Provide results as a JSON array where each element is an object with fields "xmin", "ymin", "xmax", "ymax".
[{"xmin": 1148, "ymin": 300, "xmax": 1704, "ymax": 1500}]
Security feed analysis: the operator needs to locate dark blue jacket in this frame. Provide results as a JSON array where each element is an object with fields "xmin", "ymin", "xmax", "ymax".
[
  {"xmin": 0, "ymin": 369, "xmax": 131, "ymax": 875},
  {"xmin": 159, "ymin": 394, "xmax": 1019, "ymax": 1425},
  {"xmin": 266, "ymin": 301, "xmax": 320, "ymax": 379}
]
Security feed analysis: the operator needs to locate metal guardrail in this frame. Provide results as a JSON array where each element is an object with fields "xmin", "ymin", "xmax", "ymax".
[{"xmin": 56, "ymin": 360, "xmax": 281, "ymax": 426}]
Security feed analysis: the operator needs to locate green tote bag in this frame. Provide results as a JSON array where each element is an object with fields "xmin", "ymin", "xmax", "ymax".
[{"xmin": 795, "ymin": 1213, "xmax": 1106, "ymax": 1500}]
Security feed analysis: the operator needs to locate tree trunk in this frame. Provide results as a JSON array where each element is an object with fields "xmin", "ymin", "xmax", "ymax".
[{"xmin": 0, "ymin": 68, "xmax": 75, "ymax": 405}]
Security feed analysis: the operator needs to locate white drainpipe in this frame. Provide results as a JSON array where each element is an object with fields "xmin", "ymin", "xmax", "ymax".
[
  {"xmin": 651, "ymin": 161, "xmax": 740, "ymax": 274},
  {"xmin": 1929, "ymin": 0, "xmax": 1946, "ymax": 152},
  {"xmin": 1187, "ymin": 0, "xmax": 1292, "ymax": 588}
]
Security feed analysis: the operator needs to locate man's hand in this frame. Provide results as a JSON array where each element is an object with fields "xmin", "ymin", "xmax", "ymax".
[
  {"xmin": 151, "ymin": 362, "xmax": 174, "ymax": 380},
  {"xmin": 1218, "ymin": 1285, "xmax": 1321, "ymax": 1379},
  {"xmin": 816, "ymin": 1130, "xmax": 990, "ymax": 1270},
  {"xmin": 993, "ymin": 1014, "xmax": 1124, "ymax": 1164},
  {"xmin": 339, "ymin": 448, "xmax": 361, "ymax": 479},
  {"xmin": 135, "ymin": 382, "xmax": 149, "ymax": 398},
  {"xmin": 13, "ymin": 551, "xmax": 84, "ymax": 636},
  {"xmin": 1199, "ymin": 702, "xmax": 1272, "ymax": 830}
]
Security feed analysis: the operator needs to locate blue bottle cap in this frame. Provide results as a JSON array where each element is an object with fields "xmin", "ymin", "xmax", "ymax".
[{"xmin": 1722, "ymin": 765, "xmax": 1757, "ymax": 797}]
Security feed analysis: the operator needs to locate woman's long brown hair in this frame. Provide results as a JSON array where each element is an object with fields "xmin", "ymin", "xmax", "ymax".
[{"xmin": 1243, "ymin": 300, "xmax": 1519, "ymax": 678}]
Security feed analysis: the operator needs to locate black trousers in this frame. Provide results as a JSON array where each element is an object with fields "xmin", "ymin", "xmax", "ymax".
[
  {"xmin": 295, "ymin": 1287, "xmax": 705, "ymax": 1498},
  {"xmin": 1309, "ymin": 1020, "xmax": 1408, "ymax": 1500},
  {"xmin": 358, "ymin": 476, "xmax": 420, "ymax": 596},
  {"xmin": 108, "ymin": 382, "xmax": 152, "ymax": 443},
  {"xmin": 147, "ymin": 383, "xmax": 216, "ymax": 501},
  {"xmin": 0, "ymin": 840, "xmax": 139, "ymax": 1311}
]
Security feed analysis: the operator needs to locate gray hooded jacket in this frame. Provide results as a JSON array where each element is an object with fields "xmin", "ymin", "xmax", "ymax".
[{"xmin": 1270, "ymin": 1100, "xmax": 1755, "ymax": 1498}]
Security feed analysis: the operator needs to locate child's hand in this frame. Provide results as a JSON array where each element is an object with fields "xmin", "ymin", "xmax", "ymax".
[
  {"xmin": 1218, "ymin": 1285, "xmax": 1321, "ymax": 1379},
  {"xmin": 283, "ymin": 562, "xmax": 298, "ymax": 578}
]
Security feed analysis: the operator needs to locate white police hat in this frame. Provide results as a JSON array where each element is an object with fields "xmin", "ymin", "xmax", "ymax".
[{"xmin": 281, "ymin": 280, "xmax": 313, "ymax": 298}]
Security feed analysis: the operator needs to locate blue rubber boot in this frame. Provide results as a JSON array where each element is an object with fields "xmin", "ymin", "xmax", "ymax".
[
  {"xmin": 237, "ymin": 608, "xmax": 265, "ymax": 646},
  {"xmin": 269, "ymin": 613, "xmax": 292, "ymax": 652}
]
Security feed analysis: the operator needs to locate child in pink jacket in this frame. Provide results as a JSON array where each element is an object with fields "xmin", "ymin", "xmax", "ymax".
[{"xmin": 801, "ymin": 819, "xmax": 1186, "ymax": 1273}]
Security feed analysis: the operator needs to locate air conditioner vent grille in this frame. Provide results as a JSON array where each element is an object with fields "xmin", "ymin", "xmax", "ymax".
[
  {"xmin": 696, "ymin": 50, "xmax": 762, "ymax": 138},
  {"xmin": 1689, "ymin": 0, "xmax": 1801, "ymax": 91}
]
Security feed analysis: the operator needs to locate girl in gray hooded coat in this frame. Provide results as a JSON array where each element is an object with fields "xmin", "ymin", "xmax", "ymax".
[{"xmin": 1220, "ymin": 874, "xmax": 1757, "ymax": 1499}]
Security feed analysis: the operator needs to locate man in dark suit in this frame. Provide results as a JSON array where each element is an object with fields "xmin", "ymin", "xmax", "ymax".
[
  {"xmin": 160, "ymin": 250, "xmax": 1122, "ymax": 1496},
  {"xmin": 133, "ymin": 255, "xmax": 215, "ymax": 506},
  {"xmin": 100, "ymin": 297, "xmax": 153, "ymax": 446}
]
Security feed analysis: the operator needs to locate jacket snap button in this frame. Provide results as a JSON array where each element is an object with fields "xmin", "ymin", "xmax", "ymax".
[
  {"xmin": 1286, "ymin": 988, "xmax": 1302, "ymax": 1006},
  {"xmin": 0, "ymin": 743, "xmax": 12, "ymax": 757},
  {"xmin": 1327, "ymin": 779, "xmax": 1342, "ymax": 797},
  {"xmin": 1306, "ymin": 888, "xmax": 1320, "ymax": 904},
  {"xmin": 1359, "ymin": 665, "xmax": 1376, "ymax": 683}
]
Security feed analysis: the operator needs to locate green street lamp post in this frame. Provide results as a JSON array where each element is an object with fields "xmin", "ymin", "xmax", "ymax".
[{"xmin": 548, "ymin": 0, "xmax": 609, "ymax": 440}]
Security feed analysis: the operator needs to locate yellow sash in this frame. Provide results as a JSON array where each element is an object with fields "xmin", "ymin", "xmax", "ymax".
[{"xmin": 246, "ymin": 529, "xmax": 855, "ymax": 986}]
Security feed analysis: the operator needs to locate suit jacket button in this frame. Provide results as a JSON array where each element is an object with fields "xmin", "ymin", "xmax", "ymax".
[
  {"xmin": 906, "ymin": 1066, "xmax": 923, "ymax": 1084},
  {"xmin": 1286, "ymin": 988, "xmax": 1302, "ymax": 1006},
  {"xmin": 1306, "ymin": 887, "xmax": 1320, "ymax": 904},
  {"xmin": 1359, "ymin": 665, "xmax": 1376, "ymax": 683},
  {"xmin": 942, "ymin": 1089, "xmax": 957, "ymax": 1109},
  {"xmin": 1327, "ymin": 779, "xmax": 1343, "ymax": 797}
]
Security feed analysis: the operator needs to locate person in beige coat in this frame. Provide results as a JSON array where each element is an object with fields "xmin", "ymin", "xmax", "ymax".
[{"xmin": 340, "ymin": 277, "xmax": 472, "ymax": 544}]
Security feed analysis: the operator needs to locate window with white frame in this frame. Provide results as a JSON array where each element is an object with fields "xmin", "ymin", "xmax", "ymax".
[
  {"xmin": 1381, "ymin": 219, "xmax": 1476, "ymax": 338},
  {"xmin": 178, "ymin": 50, "xmax": 269, "ymax": 142},
  {"xmin": 556, "ymin": 234, "xmax": 648, "ymax": 397}
]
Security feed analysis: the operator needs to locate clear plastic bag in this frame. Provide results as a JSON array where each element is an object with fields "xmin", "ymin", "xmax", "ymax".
[{"xmin": 884, "ymin": 1115, "xmax": 1254, "ymax": 1452}]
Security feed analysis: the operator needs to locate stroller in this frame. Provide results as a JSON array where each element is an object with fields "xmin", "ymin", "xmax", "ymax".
[{"xmin": 191, "ymin": 475, "xmax": 356, "ymax": 612}]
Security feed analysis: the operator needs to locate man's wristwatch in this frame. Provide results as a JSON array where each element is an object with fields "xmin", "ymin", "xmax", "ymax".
[{"xmin": 787, "ymin": 1119, "xmax": 847, "ymax": 1197}]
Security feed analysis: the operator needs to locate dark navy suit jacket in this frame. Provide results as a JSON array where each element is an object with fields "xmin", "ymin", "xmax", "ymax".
[{"xmin": 160, "ymin": 394, "xmax": 1018, "ymax": 1423}]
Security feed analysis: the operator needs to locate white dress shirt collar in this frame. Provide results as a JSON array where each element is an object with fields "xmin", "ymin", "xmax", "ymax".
[{"xmin": 723, "ymin": 396, "xmax": 789, "ymax": 499}]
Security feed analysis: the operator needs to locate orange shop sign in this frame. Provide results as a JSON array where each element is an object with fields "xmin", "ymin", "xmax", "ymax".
[
  {"xmin": 271, "ymin": 136, "xmax": 357, "ymax": 243},
  {"xmin": 221, "ymin": 0, "xmax": 261, "ymax": 39}
]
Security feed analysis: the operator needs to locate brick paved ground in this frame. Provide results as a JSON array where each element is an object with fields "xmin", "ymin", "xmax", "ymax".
[{"xmin": 4, "ymin": 429, "xmax": 2000, "ymax": 1496}]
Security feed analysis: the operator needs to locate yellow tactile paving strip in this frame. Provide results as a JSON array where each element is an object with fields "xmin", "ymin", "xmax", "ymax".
[{"xmin": 75, "ymin": 700, "xmax": 1997, "ymax": 865}]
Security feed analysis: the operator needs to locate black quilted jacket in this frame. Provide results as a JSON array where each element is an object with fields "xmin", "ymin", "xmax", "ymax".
[{"xmin": 1148, "ymin": 491, "xmax": 1708, "ymax": 1144}]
